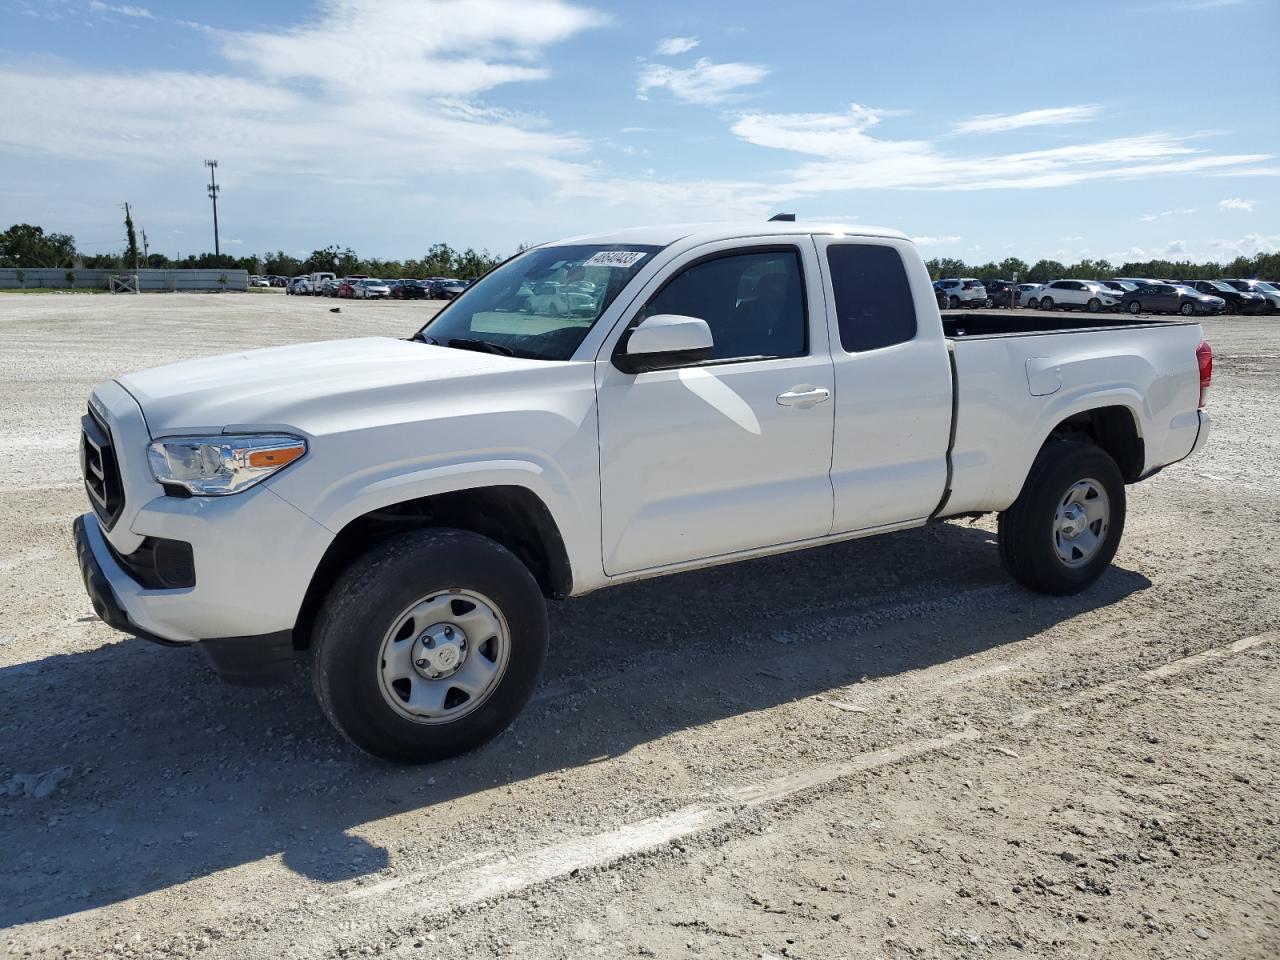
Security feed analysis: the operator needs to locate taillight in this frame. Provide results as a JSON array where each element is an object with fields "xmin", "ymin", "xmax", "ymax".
[{"xmin": 1196, "ymin": 340, "xmax": 1213, "ymax": 409}]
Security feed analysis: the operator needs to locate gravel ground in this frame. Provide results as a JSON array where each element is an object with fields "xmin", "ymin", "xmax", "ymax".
[{"xmin": 0, "ymin": 292, "xmax": 1277, "ymax": 959}]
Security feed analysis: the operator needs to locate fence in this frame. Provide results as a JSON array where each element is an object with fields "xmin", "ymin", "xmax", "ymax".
[{"xmin": 0, "ymin": 268, "xmax": 249, "ymax": 292}]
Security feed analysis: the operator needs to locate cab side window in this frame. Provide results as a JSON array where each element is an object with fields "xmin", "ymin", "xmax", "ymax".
[
  {"xmin": 643, "ymin": 249, "xmax": 806, "ymax": 362},
  {"xmin": 826, "ymin": 243, "xmax": 918, "ymax": 353}
]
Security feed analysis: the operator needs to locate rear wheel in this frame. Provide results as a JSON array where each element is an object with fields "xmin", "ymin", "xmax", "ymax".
[
  {"xmin": 1040, "ymin": 296, "xmax": 1054, "ymax": 311},
  {"xmin": 998, "ymin": 440, "xmax": 1125, "ymax": 595},
  {"xmin": 948, "ymin": 295, "xmax": 960, "ymax": 309},
  {"xmin": 983, "ymin": 296, "xmax": 994, "ymax": 309},
  {"xmin": 312, "ymin": 529, "xmax": 548, "ymax": 763}
]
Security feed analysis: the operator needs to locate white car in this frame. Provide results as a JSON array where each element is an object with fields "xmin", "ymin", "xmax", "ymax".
[
  {"xmin": 286, "ymin": 276, "xmax": 311, "ymax": 295},
  {"xmin": 934, "ymin": 277, "xmax": 988, "ymax": 308},
  {"xmin": 1035, "ymin": 279, "xmax": 1122, "ymax": 313},
  {"xmin": 354, "ymin": 279, "xmax": 392, "ymax": 300},
  {"xmin": 524, "ymin": 281, "xmax": 595, "ymax": 317},
  {"xmin": 1015, "ymin": 283, "xmax": 1044, "ymax": 307},
  {"xmin": 73, "ymin": 219, "xmax": 1211, "ymax": 762},
  {"xmin": 249, "ymin": 276, "xmax": 270, "ymax": 288}
]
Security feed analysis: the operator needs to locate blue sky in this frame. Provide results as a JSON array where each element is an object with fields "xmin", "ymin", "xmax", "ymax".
[{"xmin": 2, "ymin": 0, "xmax": 1277, "ymax": 264}]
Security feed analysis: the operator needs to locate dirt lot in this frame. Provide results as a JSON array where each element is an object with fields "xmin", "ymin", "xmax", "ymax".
[{"xmin": 1, "ymin": 291, "xmax": 1277, "ymax": 959}]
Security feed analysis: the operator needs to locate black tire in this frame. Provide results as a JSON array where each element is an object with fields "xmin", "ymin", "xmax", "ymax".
[
  {"xmin": 1040, "ymin": 296, "xmax": 1054, "ymax": 311},
  {"xmin": 1086, "ymin": 297, "xmax": 1101, "ymax": 313},
  {"xmin": 983, "ymin": 297, "xmax": 994, "ymax": 309},
  {"xmin": 1127, "ymin": 300, "xmax": 1142, "ymax": 315},
  {"xmin": 997, "ymin": 440, "xmax": 1126, "ymax": 596},
  {"xmin": 1180, "ymin": 302, "xmax": 1195, "ymax": 317},
  {"xmin": 1027, "ymin": 297, "xmax": 1039, "ymax": 310},
  {"xmin": 311, "ymin": 528, "xmax": 549, "ymax": 763},
  {"xmin": 948, "ymin": 295, "xmax": 960, "ymax": 309}
]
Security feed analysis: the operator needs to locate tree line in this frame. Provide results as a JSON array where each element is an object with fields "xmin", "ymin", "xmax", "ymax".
[
  {"xmin": 4, "ymin": 221, "xmax": 1277, "ymax": 284},
  {"xmin": 0, "ymin": 225, "xmax": 508, "ymax": 280}
]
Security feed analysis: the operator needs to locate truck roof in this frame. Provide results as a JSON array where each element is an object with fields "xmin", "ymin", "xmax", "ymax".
[{"xmin": 554, "ymin": 221, "xmax": 911, "ymax": 248}]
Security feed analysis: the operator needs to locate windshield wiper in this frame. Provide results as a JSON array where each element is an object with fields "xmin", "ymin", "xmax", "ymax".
[
  {"xmin": 411, "ymin": 332, "xmax": 438, "ymax": 344},
  {"xmin": 447, "ymin": 337, "xmax": 516, "ymax": 357}
]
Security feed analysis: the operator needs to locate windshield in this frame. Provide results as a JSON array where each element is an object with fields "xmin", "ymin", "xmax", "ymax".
[
  {"xmin": 1207, "ymin": 280, "xmax": 1235, "ymax": 293},
  {"xmin": 1255, "ymin": 281, "xmax": 1278, "ymax": 293},
  {"xmin": 416, "ymin": 243, "xmax": 663, "ymax": 360}
]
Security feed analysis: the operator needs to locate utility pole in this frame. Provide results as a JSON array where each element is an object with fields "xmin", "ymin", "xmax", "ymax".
[{"xmin": 204, "ymin": 159, "xmax": 221, "ymax": 258}]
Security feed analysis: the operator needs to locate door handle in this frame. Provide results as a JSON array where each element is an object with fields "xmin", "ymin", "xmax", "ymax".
[{"xmin": 776, "ymin": 385, "xmax": 831, "ymax": 408}]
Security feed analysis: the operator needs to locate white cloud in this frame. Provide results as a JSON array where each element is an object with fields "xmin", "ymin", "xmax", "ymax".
[
  {"xmin": 87, "ymin": 1, "xmax": 153, "ymax": 16},
  {"xmin": 1219, "ymin": 197, "xmax": 1255, "ymax": 212},
  {"xmin": 1138, "ymin": 208, "xmax": 1197, "ymax": 221},
  {"xmin": 636, "ymin": 57, "xmax": 767, "ymax": 105},
  {"xmin": 729, "ymin": 103, "xmax": 1272, "ymax": 192},
  {"xmin": 654, "ymin": 36, "xmax": 699, "ymax": 56},
  {"xmin": 223, "ymin": 0, "xmax": 607, "ymax": 99},
  {"xmin": 951, "ymin": 105, "xmax": 1101, "ymax": 135},
  {"xmin": 1210, "ymin": 233, "xmax": 1280, "ymax": 257},
  {"xmin": 914, "ymin": 235, "xmax": 962, "ymax": 246},
  {"xmin": 1108, "ymin": 240, "xmax": 1191, "ymax": 262},
  {"xmin": 0, "ymin": 1, "xmax": 611, "ymax": 196}
]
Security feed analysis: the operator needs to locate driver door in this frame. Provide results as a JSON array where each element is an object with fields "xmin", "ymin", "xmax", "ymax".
[{"xmin": 595, "ymin": 238, "xmax": 835, "ymax": 576}]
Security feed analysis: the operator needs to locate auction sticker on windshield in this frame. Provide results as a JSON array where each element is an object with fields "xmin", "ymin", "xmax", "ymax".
[{"xmin": 583, "ymin": 250, "xmax": 648, "ymax": 269}]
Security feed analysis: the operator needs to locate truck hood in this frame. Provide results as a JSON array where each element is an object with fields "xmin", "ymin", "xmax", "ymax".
[{"xmin": 116, "ymin": 336, "xmax": 552, "ymax": 436}]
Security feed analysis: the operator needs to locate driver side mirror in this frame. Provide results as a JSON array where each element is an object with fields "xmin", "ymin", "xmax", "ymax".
[{"xmin": 616, "ymin": 314, "xmax": 714, "ymax": 373}]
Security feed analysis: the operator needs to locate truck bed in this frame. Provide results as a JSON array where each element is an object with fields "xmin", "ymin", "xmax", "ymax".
[
  {"xmin": 941, "ymin": 315, "xmax": 1206, "ymax": 516},
  {"xmin": 942, "ymin": 312, "xmax": 1194, "ymax": 340}
]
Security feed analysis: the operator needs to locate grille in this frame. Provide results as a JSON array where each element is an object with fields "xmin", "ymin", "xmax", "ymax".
[{"xmin": 80, "ymin": 406, "xmax": 125, "ymax": 530}]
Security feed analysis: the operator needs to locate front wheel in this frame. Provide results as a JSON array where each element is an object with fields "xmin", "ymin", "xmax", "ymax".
[
  {"xmin": 983, "ymin": 297, "xmax": 994, "ymax": 309},
  {"xmin": 1086, "ymin": 298, "xmax": 1101, "ymax": 313},
  {"xmin": 1180, "ymin": 302, "xmax": 1195, "ymax": 317},
  {"xmin": 311, "ymin": 529, "xmax": 549, "ymax": 763},
  {"xmin": 1026, "ymin": 297, "xmax": 1039, "ymax": 310},
  {"xmin": 948, "ymin": 295, "xmax": 960, "ymax": 309},
  {"xmin": 1127, "ymin": 300, "xmax": 1142, "ymax": 315},
  {"xmin": 998, "ymin": 440, "xmax": 1125, "ymax": 595},
  {"xmin": 1040, "ymin": 296, "xmax": 1054, "ymax": 311}
]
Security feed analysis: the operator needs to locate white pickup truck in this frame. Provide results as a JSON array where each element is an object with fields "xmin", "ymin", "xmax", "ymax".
[{"xmin": 74, "ymin": 221, "xmax": 1212, "ymax": 762}]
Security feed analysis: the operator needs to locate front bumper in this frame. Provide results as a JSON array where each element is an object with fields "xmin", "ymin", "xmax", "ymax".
[
  {"xmin": 73, "ymin": 515, "xmax": 296, "ymax": 684},
  {"xmin": 74, "ymin": 380, "xmax": 336, "ymax": 682}
]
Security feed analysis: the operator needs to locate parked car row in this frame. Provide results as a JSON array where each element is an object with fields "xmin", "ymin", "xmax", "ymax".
[
  {"xmin": 934, "ymin": 275, "xmax": 1280, "ymax": 316},
  {"xmin": 287, "ymin": 273, "xmax": 470, "ymax": 300}
]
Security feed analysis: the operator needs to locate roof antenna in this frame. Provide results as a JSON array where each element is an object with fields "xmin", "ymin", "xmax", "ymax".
[{"xmin": 768, "ymin": 212, "xmax": 796, "ymax": 222}]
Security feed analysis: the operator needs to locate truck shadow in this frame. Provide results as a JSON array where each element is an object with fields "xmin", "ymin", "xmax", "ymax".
[{"xmin": 1, "ymin": 520, "xmax": 1151, "ymax": 928}]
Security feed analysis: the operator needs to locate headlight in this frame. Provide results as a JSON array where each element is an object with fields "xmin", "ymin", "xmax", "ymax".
[{"xmin": 147, "ymin": 434, "xmax": 307, "ymax": 496}]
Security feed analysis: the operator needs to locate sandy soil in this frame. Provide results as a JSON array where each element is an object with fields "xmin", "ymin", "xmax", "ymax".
[{"xmin": 0, "ymin": 292, "xmax": 1276, "ymax": 959}]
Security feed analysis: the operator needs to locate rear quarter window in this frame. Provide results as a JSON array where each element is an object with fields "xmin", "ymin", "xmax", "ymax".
[{"xmin": 827, "ymin": 243, "xmax": 918, "ymax": 353}]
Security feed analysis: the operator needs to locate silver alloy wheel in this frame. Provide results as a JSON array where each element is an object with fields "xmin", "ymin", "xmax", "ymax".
[
  {"xmin": 1052, "ymin": 478, "xmax": 1110, "ymax": 568},
  {"xmin": 377, "ymin": 589, "xmax": 511, "ymax": 724}
]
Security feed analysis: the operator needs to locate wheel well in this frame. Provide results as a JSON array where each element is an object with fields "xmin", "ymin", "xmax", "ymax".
[
  {"xmin": 291, "ymin": 486, "xmax": 572, "ymax": 650},
  {"xmin": 1047, "ymin": 406, "xmax": 1144, "ymax": 482}
]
